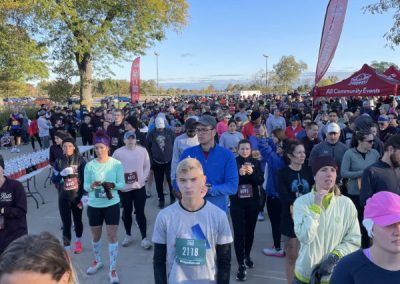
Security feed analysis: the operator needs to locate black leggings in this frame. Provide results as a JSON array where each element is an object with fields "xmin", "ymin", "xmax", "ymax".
[
  {"xmin": 153, "ymin": 161, "xmax": 173, "ymax": 202},
  {"xmin": 30, "ymin": 134, "xmax": 42, "ymax": 150},
  {"xmin": 58, "ymin": 198, "xmax": 83, "ymax": 246},
  {"xmin": 266, "ymin": 196, "xmax": 282, "ymax": 249},
  {"xmin": 259, "ymin": 186, "xmax": 266, "ymax": 212},
  {"xmin": 230, "ymin": 202, "xmax": 259, "ymax": 265},
  {"xmin": 119, "ymin": 187, "xmax": 147, "ymax": 239}
]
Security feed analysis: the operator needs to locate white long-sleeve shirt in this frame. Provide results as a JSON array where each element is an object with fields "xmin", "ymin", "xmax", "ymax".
[
  {"xmin": 37, "ymin": 116, "xmax": 50, "ymax": 137},
  {"xmin": 170, "ymin": 133, "xmax": 199, "ymax": 181},
  {"xmin": 112, "ymin": 145, "xmax": 151, "ymax": 191}
]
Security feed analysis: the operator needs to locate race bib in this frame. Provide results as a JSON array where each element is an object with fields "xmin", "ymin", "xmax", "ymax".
[
  {"xmin": 124, "ymin": 172, "xmax": 138, "ymax": 184},
  {"xmin": 175, "ymin": 238, "xmax": 206, "ymax": 266},
  {"xmin": 11, "ymin": 120, "xmax": 19, "ymax": 126},
  {"xmin": 238, "ymin": 184, "xmax": 253, "ymax": 198},
  {"xmin": 94, "ymin": 187, "xmax": 107, "ymax": 198},
  {"xmin": 64, "ymin": 177, "xmax": 78, "ymax": 191},
  {"xmin": 111, "ymin": 137, "xmax": 119, "ymax": 146}
]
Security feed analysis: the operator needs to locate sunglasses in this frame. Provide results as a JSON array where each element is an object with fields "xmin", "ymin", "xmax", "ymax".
[{"xmin": 364, "ymin": 140, "xmax": 374, "ymax": 144}]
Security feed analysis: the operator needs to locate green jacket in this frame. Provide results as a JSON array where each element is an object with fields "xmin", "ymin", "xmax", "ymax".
[{"xmin": 293, "ymin": 188, "xmax": 361, "ymax": 283}]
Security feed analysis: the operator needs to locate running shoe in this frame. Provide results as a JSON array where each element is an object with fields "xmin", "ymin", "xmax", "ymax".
[
  {"xmin": 257, "ymin": 212, "xmax": 265, "ymax": 221},
  {"xmin": 244, "ymin": 257, "xmax": 254, "ymax": 269},
  {"xmin": 10, "ymin": 147, "xmax": 16, "ymax": 153},
  {"xmin": 86, "ymin": 260, "xmax": 103, "ymax": 275},
  {"xmin": 16, "ymin": 148, "xmax": 20, "ymax": 153},
  {"xmin": 122, "ymin": 235, "xmax": 133, "ymax": 247},
  {"xmin": 236, "ymin": 265, "xmax": 247, "ymax": 281},
  {"xmin": 109, "ymin": 269, "xmax": 119, "ymax": 284},
  {"xmin": 141, "ymin": 238, "xmax": 152, "ymax": 250},
  {"xmin": 73, "ymin": 241, "xmax": 83, "ymax": 254},
  {"xmin": 262, "ymin": 247, "xmax": 285, "ymax": 257}
]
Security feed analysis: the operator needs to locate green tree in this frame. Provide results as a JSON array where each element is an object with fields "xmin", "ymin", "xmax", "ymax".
[
  {"xmin": 1, "ymin": 0, "xmax": 188, "ymax": 107},
  {"xmin": 273, "ymin": 55, "xmax": 307, "ymax": 93},
  {"xmin": 141, "ymin": 80, "xmax": 157, "ymax": 96},
  {"xmin": 46, "ymin": 79, "xmax": 79, "ymax": 103},
  {"xmin": 370, "ymin": 60, "xmax": 399, "ymax": 73},
  {"xmin": 364, "ymin": 1, "xmax": 400, "ymax": 48}
]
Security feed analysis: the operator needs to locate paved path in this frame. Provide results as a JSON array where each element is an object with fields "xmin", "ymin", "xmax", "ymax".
[{"xmin": 1, "ymin": 141, "xmax": 287, "ymax": 284}]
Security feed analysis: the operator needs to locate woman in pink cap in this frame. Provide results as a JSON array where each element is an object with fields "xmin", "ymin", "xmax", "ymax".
[{"xmin": 330, "ymin": 191, "xmax": 400, "ymax": 283}]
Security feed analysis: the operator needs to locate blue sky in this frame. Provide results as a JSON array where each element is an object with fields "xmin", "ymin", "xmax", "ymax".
[{"xmin": 108, "ymin": 0, "xmax": 397, "ymax": 87}]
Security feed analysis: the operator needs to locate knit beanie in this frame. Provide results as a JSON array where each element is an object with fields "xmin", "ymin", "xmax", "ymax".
[{"xmin": 311, "ymin": 155, "xmax": 337, "ymax": 176}]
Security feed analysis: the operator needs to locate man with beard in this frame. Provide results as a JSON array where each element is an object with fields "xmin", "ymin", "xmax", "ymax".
[{"xmin": 360, "ymin": 134, "xmax": 400, "ymax": 247}]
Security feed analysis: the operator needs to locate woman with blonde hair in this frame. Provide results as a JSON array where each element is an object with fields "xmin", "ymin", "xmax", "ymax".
[{"xmin": 0, "ymin": 232, "xmax": 78, "ymax": 284}]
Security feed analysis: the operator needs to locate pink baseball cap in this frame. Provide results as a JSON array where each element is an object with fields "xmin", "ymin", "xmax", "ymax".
[{"xmin": 364, "ymin": 191, "xmax": 400, "ymax": 227}]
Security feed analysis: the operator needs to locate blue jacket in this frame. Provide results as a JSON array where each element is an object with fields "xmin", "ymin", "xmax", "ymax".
[
  {"xmin": 258, "ymin": 138, "xmax": 285, "ymax": 198},
  {"xmin": 178, "ymin": 144, "xmax": 239, "ymax": 213}
]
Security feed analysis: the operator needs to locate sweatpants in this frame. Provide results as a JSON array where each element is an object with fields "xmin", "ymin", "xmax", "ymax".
[
  {"xmin": 152, "ymin": 161, "xmax": 173, "ymax": 202},
  {"xmin": 119, "ymin": 187, "xmax": 147, "ymax": 238},
  {"xmin": 58, "ymin": 197, "xmax": 83, "ymax": 246},
  {"xmin": 266, "ymin": 196, "xmax": 282, "ymax": 249},
  {"xmin": 230, "ymin": 201, "xmax": 259, "ymax": 265}
]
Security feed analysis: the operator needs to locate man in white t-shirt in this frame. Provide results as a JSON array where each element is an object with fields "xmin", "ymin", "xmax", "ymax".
[{"xmin": 152, "ymin": 157, "xmax": 233, "ymax": 284}]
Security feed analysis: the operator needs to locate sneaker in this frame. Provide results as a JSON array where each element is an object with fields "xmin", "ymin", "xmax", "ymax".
[
  {"xmin": 16, "ymin": 148, "xmax": 20, "ymax": 153},
  {"xmin": 244, "ymin": 257, "xmax": 254, "ymax": 269},
  {"xmin": 141, "ymin": 238, "xmax": 152, "ymax": 250},
  {"xmin": 73, "ymin": 241, "xmax": 83, "ymax": 254},
  {"xmin": 86, "ymin": 260, "xmax": 103, "ymax": 275},
  {"xmin": 10, "ymin": 148, "xmax": 16, "ymax": 153},
  {"xmin": 122, "ymin": 235, "xmax": 133, "ymax": 247},
  {"xmin": 236, "ymin": 265, "xmax": 247, "ymax": 281},
  {"xmin": 263, "ymin": 247, "xmax": 285, "ymax": 257},
  {"xmin": 109, "ymin": 269, "xmax": 119, "ymax": 284},
  {"xmin": 257, "ymin": 212, "xmax": 265, "ymax": 221}
]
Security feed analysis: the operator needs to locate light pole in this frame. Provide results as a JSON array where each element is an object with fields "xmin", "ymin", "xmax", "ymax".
[
  {"xmin": 154, "ymin": 52, "xmax": 159, "ymax": 96},
  {"xmin": 263, "ymin": 54, "xmax": 268, "ymax": 88}
]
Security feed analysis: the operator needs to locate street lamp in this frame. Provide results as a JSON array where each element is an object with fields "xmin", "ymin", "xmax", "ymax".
[
  {"xmin": 263, "ymin": 54, "xmax": 268, "ymax": 88},
  {"xmin": 154, "ymin": 52, "xmax": 159, "ymax": 96}
]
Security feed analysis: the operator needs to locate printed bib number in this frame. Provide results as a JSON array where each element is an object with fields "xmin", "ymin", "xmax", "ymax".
[
  {"xmin": 111, "ymin": 137, "xmax": 119, "ymax": 146},
  {"xmin": 64, "ymin": 177, "xmax": 78, "ymax": 191},
  {"xmin": 124, "ymin": 172, "xmax": 138, "ymax": 184},
  {"xmin": 12, "ymin": 120, "xmax": 19, "ymax": 125},
  {"xmin": 175, "ymin": 238, "xmax": 206, "ymax": 266},
  {"xmin": 94, "ymin": 187, "xmax": 107, "ymax": 198},
  {"xmin": 238, "ymin": 184, "xmax": 253, "ymax": 198}
]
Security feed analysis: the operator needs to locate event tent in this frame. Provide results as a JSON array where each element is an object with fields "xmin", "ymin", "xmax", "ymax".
[
  {"xmin": 314, "ymin": 64, "xmax": 399, "ymax": 98},
  {"xmin": 384, "ymin": 65, "xmax": 400, "ymax": 80}
]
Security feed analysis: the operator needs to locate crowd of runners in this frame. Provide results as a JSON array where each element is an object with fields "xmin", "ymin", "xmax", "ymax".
[{"xmin": 0, "ymin": 92, "xmax": 400, "ymax": 283}]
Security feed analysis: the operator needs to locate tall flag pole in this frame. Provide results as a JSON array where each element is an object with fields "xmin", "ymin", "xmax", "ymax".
[
  {"xmin": 130, "ymin": 57, "xmax": 141, "ymax": 104},
  {"xmin": 315, "ymin": 0, "xmax": 348, "ymax": 86}
]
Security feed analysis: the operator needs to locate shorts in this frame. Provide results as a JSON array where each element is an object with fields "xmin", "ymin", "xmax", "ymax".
[
  {"xmin": 87, "ymin": 203, "xmax": 120, "ymax": 226},
  {"xmin": 10, "ymin": 129, "xmax": 22, "ymax": 137}
]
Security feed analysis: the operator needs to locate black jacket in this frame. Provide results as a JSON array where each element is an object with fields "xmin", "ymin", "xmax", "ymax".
[
  {"xmin": 53, "ymin": 154, "xmax": 86, "ymax": 204},
  {"xmin": 0, "ymin": 178, "xmax": 28, "ymax": 254}
]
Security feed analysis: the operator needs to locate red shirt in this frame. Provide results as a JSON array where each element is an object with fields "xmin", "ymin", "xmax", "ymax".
[{"xmin": 285, "ymin": 125, "xmax": 304, "ymax": 139}]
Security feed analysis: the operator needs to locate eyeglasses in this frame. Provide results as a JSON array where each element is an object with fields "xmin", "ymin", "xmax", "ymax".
[
  {"xmin": 195, "ymin": 128, "xmax": 213, "ymax": 133},
  {"xmin": 364, "ymin": 140, "xmax": 374, "ymax": 144}
]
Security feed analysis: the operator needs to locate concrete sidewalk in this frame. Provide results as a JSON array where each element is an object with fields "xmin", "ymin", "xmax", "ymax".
[{"xmin": 1, "ymin": 142, "xmax": 287, "ymax": 284}]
